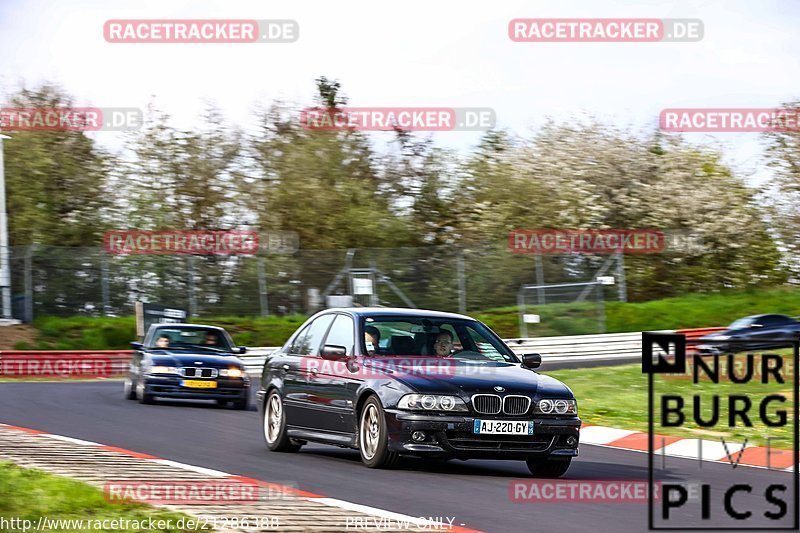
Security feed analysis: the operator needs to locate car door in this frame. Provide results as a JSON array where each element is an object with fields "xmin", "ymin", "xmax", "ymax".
[
  {"xmin": 289, "ymin": 314, "xmax": 336, "ymax": 429},
  {"xmin": 279, "ymin": 323, "xmax": 312, "ymax": 424},
  {"xmin": 306, "ymin": 313, "xmax": 360, "ymax": 434}
]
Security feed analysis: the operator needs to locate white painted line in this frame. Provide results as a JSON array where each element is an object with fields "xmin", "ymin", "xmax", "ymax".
[
  {"xmin": 149, "ymin": 459, "xmax": 230, "ymax": 478},
  {"xmin": 580, "ymin": 426, "xmax": 637, "ymax": 445},
  {"xmin": 657, "ymin": 439, "xmax": 747, "ymax": 461},
  {"xmin": 312, "ymin": 498, "xmax": 461, "ymax": 529},
  {"xmin": 45, "ymin": 434, "xmax": 102, "ymax": 446}
]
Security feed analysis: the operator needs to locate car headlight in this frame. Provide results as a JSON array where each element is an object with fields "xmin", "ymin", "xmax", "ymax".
[
  {"xmin": 712, "ymin": 335, "xmax": 730, "ymax": 341},
  {"xmin": 536, "ymin": 398, "xmax": 577, "ymax": 415},
  {"xmin": 149, "ymin": 366, "xmax": 178, "ymax": 375},
  {"xmin": 398, "ymin": 394, "xmax": 468, "ymax": 412},
  {"xmin": 220, "ymin": 367, "xmax": 245, "ymax": 378}
]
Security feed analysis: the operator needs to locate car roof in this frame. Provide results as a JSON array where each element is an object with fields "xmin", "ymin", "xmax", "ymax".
[
  {"xmin": 150, "ymin": 323, "xmax": 225, "ymax": 330},
  {"xmin": 325, "ymin": 307, "xmax": 474, "ymax": 321}
]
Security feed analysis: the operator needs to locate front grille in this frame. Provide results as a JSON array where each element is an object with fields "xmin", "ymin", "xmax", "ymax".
[
  {"xmin": 472, "ymin": 394, "xmax": 501, "ymax": 414},
  {"xmin": 179, "ymin": 367, "xmax": 218, "ymax": 378},
  {"xmin": 444, "ymin": 432, "xmax": 555, "ymax": 452},
  {"xmin": 471, "ymin": 394, "xmax": 531, "ymax": 415},
  {"xmin": 503, "ymin": 395, "xmax": 531, "ymax": 416}
]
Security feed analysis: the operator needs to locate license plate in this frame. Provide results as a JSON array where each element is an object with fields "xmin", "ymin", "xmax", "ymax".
[
  {"xmin": 181, "ymin": 380, "xmax": 217, "ymax": 389},
  {"xmin": 473, "ymin": 420, "xmax": 534, "ymax": 435}
]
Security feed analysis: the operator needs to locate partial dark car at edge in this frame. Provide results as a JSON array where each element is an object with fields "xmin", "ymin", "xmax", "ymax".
[
  {"xmin": 125, "ymin": 323, "xmax": 251, "ymax": 409},
  {"xmin": 257, "ymin": 308, "xmax": 580, "ymax": 477},
  {"xmin": 698, "ymin": 313, "xmax": 800, "ymax": 354}
]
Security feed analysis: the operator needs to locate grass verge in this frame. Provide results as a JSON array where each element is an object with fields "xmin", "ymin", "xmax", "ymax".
[{"xmin": 0, "ymin": 461, "xmax": 206, "ymax": 532}]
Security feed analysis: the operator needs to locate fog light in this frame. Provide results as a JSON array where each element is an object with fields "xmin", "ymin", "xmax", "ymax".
[
  {"xmin": 412, "ymin": 431, "xmax": 426, "ymax": 442},
  {"xmin": 566, "ymin": 436, "xmax": 578, "ymax": 447}
]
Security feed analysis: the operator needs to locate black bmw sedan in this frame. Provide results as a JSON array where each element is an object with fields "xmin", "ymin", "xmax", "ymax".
[
  {"xmin": 125, "ymin": 324, "xmax": 251, "ymax": 409},
  {"xmin": 257, "ymin": 308, "xmax": 580, "ymax": 477}
]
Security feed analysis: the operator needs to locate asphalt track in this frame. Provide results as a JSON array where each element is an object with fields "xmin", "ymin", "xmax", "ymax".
[{"xmin": 0, "ymin": 381, "xmax": 795, "ymax": 532}]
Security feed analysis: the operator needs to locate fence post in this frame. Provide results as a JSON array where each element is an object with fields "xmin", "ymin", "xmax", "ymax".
[
  {"xmin": 100, "ymin": 253, "xmax": 110, "ymax": 316},
  {"xmin": 457, "ymin": 250, "xmax": 466, "ymax": 314},
  {"xmin": 187, "ymin": 256, "xmax": 197, "ymax": 317},
  {"xmin": 517, "ymin": 288, "xmax": 527, "ymax": 338},
  {"xmin": 597, "ymin": 283, "xmax": 606, "ymax": 333},
  {"xmin": 24, "ymin": 244, "xmax": 35, "ymax": 323},
  {"xmin": 257, "ymin": 256, "xmax": 269, "ymax": 316},
  {"xmin": 616, "ymin": 251, "xmax": 627, "ymax": 302},
  {"xmin": 534, "ymin": 253, "xmax": 545, "ymax": 305}
]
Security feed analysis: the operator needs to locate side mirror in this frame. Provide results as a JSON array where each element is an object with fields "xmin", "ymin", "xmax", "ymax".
[
  {"xmin": 131, "ymin": 342, "xmax": 143, "ymax": 350},
  {"xmin": 320, "ymin": 344, "xmax": 348, "ymax": 361},
  {"xmin": 521, "ymin": 353, "xmax": 542, "ymax": 369},
  {"xmin": 236, "ymin": 346, "xmax": 248, "ymax": 354}
]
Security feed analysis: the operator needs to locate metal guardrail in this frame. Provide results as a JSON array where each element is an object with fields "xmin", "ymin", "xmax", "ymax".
[{"xmin": 0, "ymin": 328, "xmax": 722, "ymax": 379}]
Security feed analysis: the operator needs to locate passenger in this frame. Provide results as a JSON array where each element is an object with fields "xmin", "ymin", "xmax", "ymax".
[
  {"xmin": 433, "ymin": 330, "xmax": 454, "ymax": 357},
  {"xmin": 364, "ymin": 326, "xmax": 381, "ymax": 355},
  {"xmin": 205, "ymin": 332, "xmax": 220, "ymax": 346},
  {"xmin": 155, "ymin": 335, "xmax": 170, "ymax": 349}
]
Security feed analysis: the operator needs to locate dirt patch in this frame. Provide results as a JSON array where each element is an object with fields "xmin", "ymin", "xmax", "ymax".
[{"xmin": 0, "ymin": 325, "xmax": 38, "ymax": 350}]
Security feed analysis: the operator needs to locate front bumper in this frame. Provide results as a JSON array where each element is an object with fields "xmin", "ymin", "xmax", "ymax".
[
  {"xmin": 385, "ymin": 410, "xmax": 581, "ymax": 460},
  {"xmin": 144, "ymin": 375, "xmax": 249, "ymax": 400}
]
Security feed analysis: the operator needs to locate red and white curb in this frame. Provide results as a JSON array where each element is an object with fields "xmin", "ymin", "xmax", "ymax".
[
  {"xmin": 580, "ymin": 425, "xmax": 797, "ymax": 471},
  {"xmin": 0, "ymin": 422, "xmax": 481, "ymax": 533}
]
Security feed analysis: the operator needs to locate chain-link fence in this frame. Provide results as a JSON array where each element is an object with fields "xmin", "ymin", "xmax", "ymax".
[{"xmin": 8, "ymin": 244, "xmax": 625, "ymax": 330}]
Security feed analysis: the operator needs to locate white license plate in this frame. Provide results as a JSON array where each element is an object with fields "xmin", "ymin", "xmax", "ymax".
[{"xmin": 473, "ymin": 420, "xmax": 534, "ymax": 435}]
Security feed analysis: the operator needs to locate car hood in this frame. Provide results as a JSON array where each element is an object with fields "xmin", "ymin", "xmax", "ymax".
[
  {"xmin": 370, "ymin": 359, "xmax": 574, "ymax": 399},
  {"xmin": 148, "ymin": 351, "xmax": 244, "ymax": 368}
]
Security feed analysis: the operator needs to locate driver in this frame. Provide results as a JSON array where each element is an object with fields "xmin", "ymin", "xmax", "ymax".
[
  {"xmin": 364, "ymin": 326, "xmax": 381, "ymax": 355},
  {"xmin": 155, "ymin": 335, "xmax": 170, "ymax": 348},
  {"xmin": 433, "ymin": 330, "xmax": 454, "ymax": 357}
]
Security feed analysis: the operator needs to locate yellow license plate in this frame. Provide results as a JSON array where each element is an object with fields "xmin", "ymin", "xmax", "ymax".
[{"xmin": 181, "ymin": 380, "xmax": 217, "ymax": 389}]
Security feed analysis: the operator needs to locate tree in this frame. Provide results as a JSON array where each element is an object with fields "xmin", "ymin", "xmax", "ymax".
[
  {"xmin": 763, "ymin": 100, "xmax": 800, "ymax": 281},
  {"xmin": 3, "ymin": 84, "xmax": 111, "ymax": 246}
]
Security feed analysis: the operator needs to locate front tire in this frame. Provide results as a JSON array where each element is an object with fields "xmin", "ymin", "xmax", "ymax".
[
  {"xmin": 136, "ymin": 377, "xmax": 154, "ymax": 405},
  {"xmin": 263, "ymin": 390, "xmax": 300, "ymax": 452},
  {"xmin": 358, "ymin": 397, "xmax": 399, "ymax": 469},
  {"xmin": 526, "ymin": 457, "xmax": 572, "ymax": 478},
  {"xmin": 124, "ymin": 377, "xmax": 137, "ymax": 400}
]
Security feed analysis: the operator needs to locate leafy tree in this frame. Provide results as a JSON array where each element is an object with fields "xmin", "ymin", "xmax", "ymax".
[{"xmin": 3, "ymin": 84, "xmax": 111, "ymax": 246}]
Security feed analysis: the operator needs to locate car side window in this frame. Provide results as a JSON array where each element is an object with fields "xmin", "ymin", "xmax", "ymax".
[
  {"xmin": 294, "ymin": 314, "xmax": 335, "ymax": 356},
  {"xmin": 289, "ymin": 325, "xmax": 311, "ymax": 354},
  {"xmin": 323, "ymin": 315, "xmax": 355, "ymax": 355},
  {"xmin": 760, "ymin": 315, "xmax": 790, "ymax": 327}
]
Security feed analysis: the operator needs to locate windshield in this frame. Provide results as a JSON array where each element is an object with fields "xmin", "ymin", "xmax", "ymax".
[
  {"xmin": 361, "ymin": 316, "xmax": 517, "ymax": 363},
  {"xmin": 728, "ymin": 317, "xmax": 757, "ymax": 329},
  {"xmin": 149, "ymin": 327, "xmax": 233, "ymax": 351}
]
